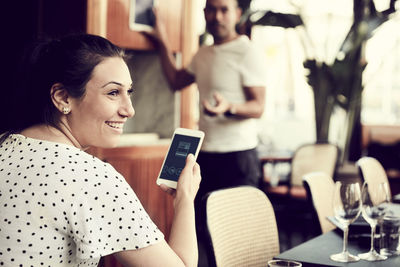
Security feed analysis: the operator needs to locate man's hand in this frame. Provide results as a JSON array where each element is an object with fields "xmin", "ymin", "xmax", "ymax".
[
  {"xmin": 202, "ymin": 92, "xmax": 231, "ymax": 116},
  {"xmin": 142, "ymin": 7, "xmax": 169, "ymax": 46}
]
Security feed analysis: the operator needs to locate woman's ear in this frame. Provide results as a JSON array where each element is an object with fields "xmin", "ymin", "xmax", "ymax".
[{"xmin": 50, "ymin": 83, "xmax": 71, "ymax": 115}]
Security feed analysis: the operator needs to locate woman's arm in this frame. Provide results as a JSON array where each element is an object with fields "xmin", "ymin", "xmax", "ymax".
[{"xmin": 114, "ymin": 154, "xmax": 201, "ymax": 267}]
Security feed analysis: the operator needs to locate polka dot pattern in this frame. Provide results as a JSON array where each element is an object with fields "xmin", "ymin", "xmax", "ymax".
[{"xmin": 0, "ymin": 134, "xmax": 164, "ymax": 266}]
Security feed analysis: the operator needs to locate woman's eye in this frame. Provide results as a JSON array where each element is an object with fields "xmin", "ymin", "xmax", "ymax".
[
  {"xmin": 127, "ymin": 89, "xmax": 134, "ymax": 96},
  {"xmin": 108, "ymin": 90, "xmax": 119, "ymax": 96}
]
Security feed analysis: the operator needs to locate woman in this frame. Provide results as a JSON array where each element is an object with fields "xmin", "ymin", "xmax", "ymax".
[{"xmin": 0, "ymin": 34, "xmax": 200, "ymax": 266}]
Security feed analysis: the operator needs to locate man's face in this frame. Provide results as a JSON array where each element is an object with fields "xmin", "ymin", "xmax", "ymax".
[{"xmin": 204, "ymin": 0, "xmax": 241, "ymax": 44}]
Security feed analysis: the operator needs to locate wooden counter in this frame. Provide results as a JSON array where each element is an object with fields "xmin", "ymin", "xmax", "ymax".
[
  {"xmin": 361, "ymin": 124, "xmax": 400, "ymax": 149},
  {"xmin": 88, "ymin": 144, "xmax": 173, "ymax": 266}
]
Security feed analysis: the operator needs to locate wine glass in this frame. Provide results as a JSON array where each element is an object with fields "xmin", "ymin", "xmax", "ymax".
[
  {"xmin": 358, "ymin": 182, "xmax": 390, "ymax": 261},
  {"xmin": 330, "ymin": 181, "xmax": 362, "ymax": 262}
]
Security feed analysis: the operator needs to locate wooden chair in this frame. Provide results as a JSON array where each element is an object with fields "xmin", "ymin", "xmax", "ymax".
[
  {"xmin": 203, "ymin": 186, "xmax": 279, "ymax": 267},
  {"xmin": 303, "ymin": 172, "xmax": 337, "ymax": 234},
  {"xmin": 266, "ymin": 143, "xmax": 339, "ymax": 200},
  {"xmin": 263, "ymin": 143, "xmax": 338, "ymax": 246},
  {"xmin": 356, "ymin": 156, "xmax": 400, "ymax": 203}
]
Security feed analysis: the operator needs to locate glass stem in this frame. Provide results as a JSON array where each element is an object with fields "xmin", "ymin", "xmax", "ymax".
[
  {"xmin": 370, "ymin": 224, "xmax": 376, "ymax": 252},
  {"xmin": 342, "ymin": 225, "xmax": 349, "ymax": 254},
  {"xmin": 378, "ymin": 220, "xmax": 383, "ymax": 251}
]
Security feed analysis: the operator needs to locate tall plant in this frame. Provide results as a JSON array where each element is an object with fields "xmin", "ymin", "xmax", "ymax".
[{"xmin": 239, "ymin": 0, "xmax": 397, "ymax": 161}]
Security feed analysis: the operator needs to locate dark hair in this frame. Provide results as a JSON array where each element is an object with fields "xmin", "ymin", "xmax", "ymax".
[{"xmin": 1, "ymin": 34, "xmax": 127, "ymax": 143}]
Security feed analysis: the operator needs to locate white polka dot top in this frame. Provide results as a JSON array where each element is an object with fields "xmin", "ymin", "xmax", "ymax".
[{"xmin": 0, "ymin": 134, "xmax": 164, "ymax": 266}]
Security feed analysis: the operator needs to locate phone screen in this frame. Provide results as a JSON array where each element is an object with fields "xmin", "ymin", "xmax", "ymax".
[{"xmin": 160, "ymin": 134, "xmax": 201, "ymax": 182}]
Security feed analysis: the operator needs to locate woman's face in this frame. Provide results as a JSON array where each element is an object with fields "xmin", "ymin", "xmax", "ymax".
[{"xmin": 67, "ymin": 57, "xmax": 135, "ymax": 148}]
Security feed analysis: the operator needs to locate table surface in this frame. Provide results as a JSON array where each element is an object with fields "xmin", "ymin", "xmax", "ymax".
[
  {"xmin": 275, "ymin": 230, "xmax": 400, "ymax": 267},
  {"xmin": 259, "ymin": 153, "xmax": 293, "ymax": 163}
]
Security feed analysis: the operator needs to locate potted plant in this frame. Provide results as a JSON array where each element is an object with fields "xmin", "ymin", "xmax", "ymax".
[{"xmin": 238, "ymin": 0, "xmax": 397, "ymax": 162}]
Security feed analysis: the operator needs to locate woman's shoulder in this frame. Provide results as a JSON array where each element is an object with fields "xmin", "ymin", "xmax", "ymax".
[{"xmin": 6, "ymin": 133, "xmax": 118, "ymax": 174}]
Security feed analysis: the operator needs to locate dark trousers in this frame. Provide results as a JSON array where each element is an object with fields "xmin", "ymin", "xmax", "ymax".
[{"xmin": 194, "ymin": 148, "xmax": 262, "ymax": 237}]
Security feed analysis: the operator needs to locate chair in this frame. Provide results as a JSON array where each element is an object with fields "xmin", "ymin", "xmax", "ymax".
[
  {"xmin": 266, "ymin": 143, "xmax": 339, "ymax": 200},
  {"xmin": 203, "ymin": 186, "xmax": 279, "ymax": 267},
  {"xmin": 263, "ymin": 143, "xmax": 338, "ymax": 246},
  {"xmin": 303, "ymin": 172, "xmax": 337, "ymax": 234},
  {"xmin": 356, "ymin": 156, "xmax": 400, "ymax": 203}
]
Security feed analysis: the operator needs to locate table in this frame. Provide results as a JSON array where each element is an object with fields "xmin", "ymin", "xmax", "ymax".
[
  {"xmin": 275, "ymin": 230, "xmax": 400, "ymax": 267},
  {"xmin": 259, "ymin": 152, "xmax": 292, "ymax": 186}
]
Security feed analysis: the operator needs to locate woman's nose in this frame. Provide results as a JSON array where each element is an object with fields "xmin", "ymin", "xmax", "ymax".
[
  {"xmin": 126, "ymin": 105, "xmax": 135, "ymax": 118},
  {"xmin": 120, "ymin": 97, "xmax": 135, "ymax": 118}
]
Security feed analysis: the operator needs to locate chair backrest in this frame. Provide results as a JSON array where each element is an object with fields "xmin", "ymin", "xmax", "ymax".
[
  {"xmin": 303, "ymin": 172, "xmax": 336, "ymax": 234},
  {"xmin": 356, "ymin": 156, "xmax": 392, "ymax": 197},
  {"xmin": 291, "ymin": 143, "xmax": 338, "ymax": 186},
  {"xmin": 204, "ymin": 186, "xmax": 279, "ymax": 267}
]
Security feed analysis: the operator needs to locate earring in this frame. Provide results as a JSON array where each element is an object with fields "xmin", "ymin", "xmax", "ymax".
[{"xmin": 62, "ymin": 107, "xmax": 70, "ymax": 114}]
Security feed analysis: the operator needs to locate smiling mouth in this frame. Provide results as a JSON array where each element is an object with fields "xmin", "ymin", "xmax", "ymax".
[{"xmin": 105, "ymin": 122, "xmax": 124, "ymax": 129}]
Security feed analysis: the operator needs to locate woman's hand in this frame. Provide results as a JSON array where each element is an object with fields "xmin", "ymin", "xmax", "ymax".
[
  {"xmin": 176, "ymin": 154, "xmax": 201, "ymax": 202},
  {"xmin": 160, "ymin": 154, "xmax": 201, "ymax": 202}
]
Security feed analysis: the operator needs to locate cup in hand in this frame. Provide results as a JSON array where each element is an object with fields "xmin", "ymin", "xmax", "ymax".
[
  {"xmin": 267, "ymin": 259, "xmax": 302, "ymax": 267},
  {"xmin": 380, "ymin": 214, "xmax": 400, "ymax": 256}
]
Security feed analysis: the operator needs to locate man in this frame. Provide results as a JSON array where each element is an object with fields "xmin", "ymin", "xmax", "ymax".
[{"xmin": 150, "ymin": 0, "xmax": 266, "ymax": 226}]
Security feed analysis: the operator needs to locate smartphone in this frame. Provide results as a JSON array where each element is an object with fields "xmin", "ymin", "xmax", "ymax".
[
  {"xmin": 129, "ymin": 0, "xmax": 157, "ymax": 32},
  {"xmin": 156, "ymin": 128, "xmax": 204, "ymax": 189}
]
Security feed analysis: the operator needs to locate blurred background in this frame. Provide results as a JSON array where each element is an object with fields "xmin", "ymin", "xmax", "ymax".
[
  {"xmin": 1, "ymin": 0, "xmax": 400, "ymax": 260},
  {"xmin": 1, "ymin": 0, "xmax": 400, "ymax": 164}
]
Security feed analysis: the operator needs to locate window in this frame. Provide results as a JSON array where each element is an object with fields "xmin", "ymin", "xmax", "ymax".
[
  {"xmin": 362, "ymin": 12, "xmax": 400, "ymax": 125},
  {"xmin": 251, "ymin": 0, "xmax": 353, "ymax": 152}
]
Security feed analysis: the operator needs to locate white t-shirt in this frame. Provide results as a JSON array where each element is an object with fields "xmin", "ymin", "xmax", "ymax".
[
  {"xmin": 0, "ymin": 134, "xmax": 164, "ymax": 266},
  {"xmin": 187, "ymin": 35, "xmax": 267, "ymax": 152}
]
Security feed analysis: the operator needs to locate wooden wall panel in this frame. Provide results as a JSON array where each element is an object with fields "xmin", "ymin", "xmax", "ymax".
[
  {"xmin": 106, "ymin": 0, "xmax": 182, "ymax": 51},
  {"xmin": 87, "ymin": 0, "xmax": 199, "ymax": 130},
  {"xmin": 90, "ymin": 145, "xmax": 174, "ymax": 267},
  {"xmin": 361, "ymin": 124, "xmax": 400, "ymax": 149},
  {"xmin": 180, "ymin": 0, "xmax": 199, "ymax": 129},
  {"xmin": 106, "ymin": 156, "xmax": 174, "ymax": 237},
  {"xmin": 87, "ymin": 0, "xmax": 107, "ymax": 37}
]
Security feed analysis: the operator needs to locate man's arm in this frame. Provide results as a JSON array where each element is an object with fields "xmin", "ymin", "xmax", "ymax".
[
  {"xmin": 157, "ymin": 39, "xmax": 195, "ymax": 91},
  {"xmin": 203, "ymin": 85, "xmax": 266, "ymax": 118},
  {"xmin": 145, "ymin": 8, "xmax": 195, "ymax": 91}
]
